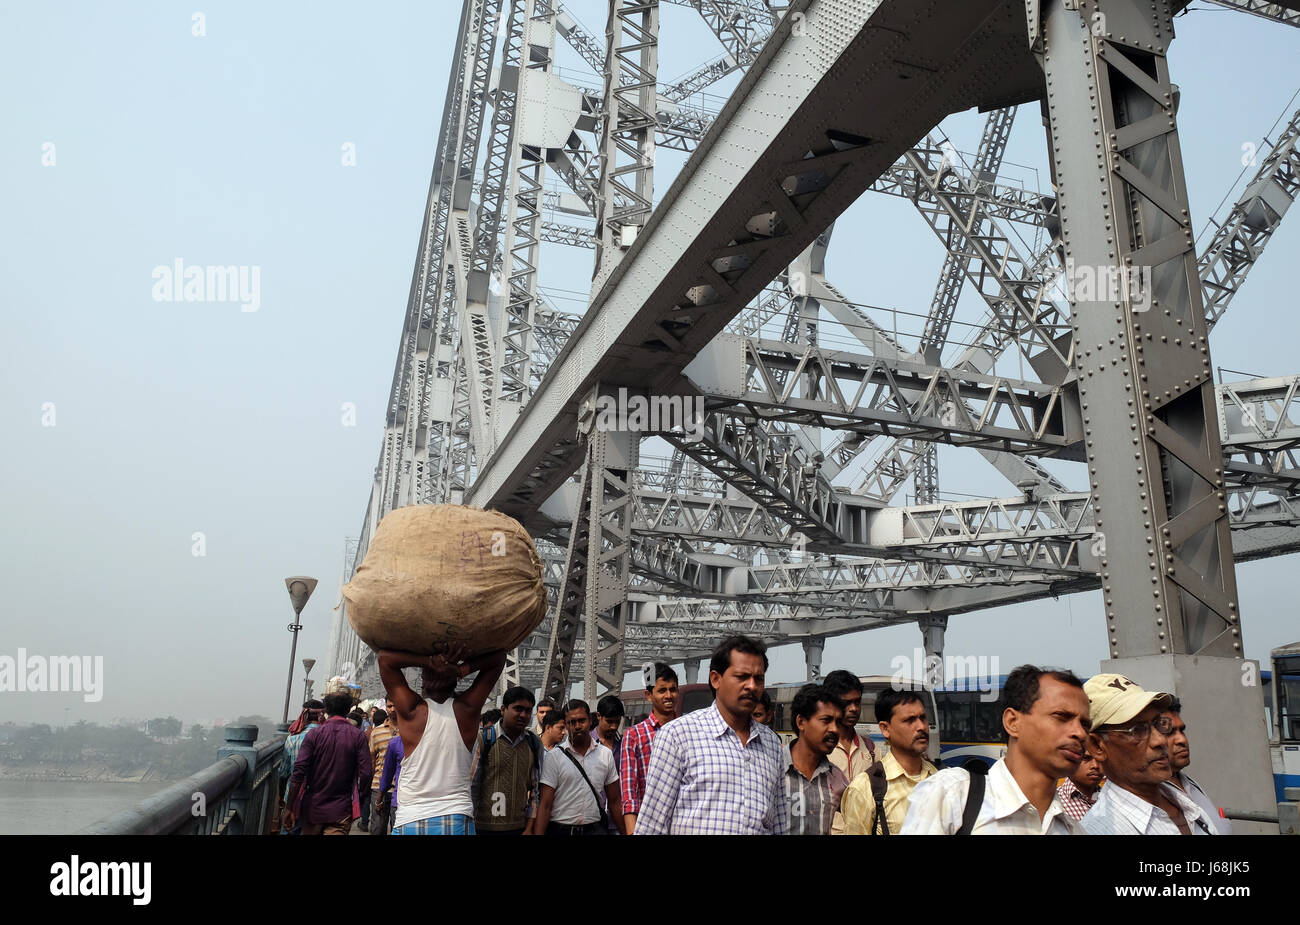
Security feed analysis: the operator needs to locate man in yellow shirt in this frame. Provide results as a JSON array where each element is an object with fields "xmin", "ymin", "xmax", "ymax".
[{"xmin": 842, "ymin": 688, "xmax": 937, "ymax": 834}]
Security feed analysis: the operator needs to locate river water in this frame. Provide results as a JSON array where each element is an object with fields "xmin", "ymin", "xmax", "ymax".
[{"xmin": 0, "ymin": 780, "xmax": 171, "ymax": 834}]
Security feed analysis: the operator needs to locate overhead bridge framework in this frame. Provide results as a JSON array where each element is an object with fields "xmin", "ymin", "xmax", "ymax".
[{"xmin": 330, "ymin": 0, "xmax": 1300, "ymax": 822}]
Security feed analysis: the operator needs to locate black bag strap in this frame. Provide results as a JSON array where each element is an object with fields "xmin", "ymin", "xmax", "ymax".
[
  {"xmin": 871, "ymin": 798, "xmax": 890, "ymax": 836},
  {"xmin": 867, "ymin": 760, "xmax": 890, "ymax": 836},
  {"xmin": 956, "ymin": 769, "xmax": 986, "ymax": 835},
  {"xmin": 559, "ymin": 747, "xmax": 609, "ymax": 828}
]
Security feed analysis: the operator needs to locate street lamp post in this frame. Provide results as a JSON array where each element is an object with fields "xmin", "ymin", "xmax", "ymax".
[
  {"xmin": 282, "ymin": 576, "xmax": 318, "ymax": 725},
  {"xmin": 301, "ymin": 657, "xmax": 316, "ymax": 707}
]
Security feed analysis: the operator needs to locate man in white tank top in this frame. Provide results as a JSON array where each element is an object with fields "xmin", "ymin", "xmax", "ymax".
[{"xmin": 378, "ymin": 644, "xmax": 506, "ymax": 835}]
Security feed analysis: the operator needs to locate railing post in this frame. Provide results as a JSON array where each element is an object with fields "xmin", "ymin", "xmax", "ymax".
[
  {"xmin": 1282, "ymin": 789, "xmax": 1300, "ymax": 836},
  {"xmin": 217, "ymin": 725, "xmax": 259, "ymax": 835}
]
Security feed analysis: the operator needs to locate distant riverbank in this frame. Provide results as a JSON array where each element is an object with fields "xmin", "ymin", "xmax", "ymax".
[
  {"xmin": 0, "ymin": 779, "xmax": 172, "ymax": 834},
  {"xmin": 0, "ymin": 762, "xmax": 173, "ymax": 784}
]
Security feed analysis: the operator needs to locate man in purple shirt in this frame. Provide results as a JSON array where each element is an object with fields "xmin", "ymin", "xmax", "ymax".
[
  {"xmin": 282, "ymin": 691, "xmax": 372, "ymax": 835},
  {"xmin": 376, "ymin": 734, "xmax": 404, "ymax": 835}
]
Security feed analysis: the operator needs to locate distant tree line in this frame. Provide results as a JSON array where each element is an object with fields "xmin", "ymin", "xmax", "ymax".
[{"xmin": 0, "ymin": 715, "xmax": 280, "ymax": 780}]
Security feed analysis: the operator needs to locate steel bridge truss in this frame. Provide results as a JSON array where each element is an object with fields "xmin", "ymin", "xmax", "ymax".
[{"xmin": 330, "ymin": 0, "xmax": 1300, "ymax": 703}]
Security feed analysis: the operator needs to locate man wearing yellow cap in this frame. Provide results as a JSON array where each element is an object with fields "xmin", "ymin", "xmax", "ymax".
[{"xmin": 1079, "ymin": 674, "xmax": 1219, "ymax": 835}]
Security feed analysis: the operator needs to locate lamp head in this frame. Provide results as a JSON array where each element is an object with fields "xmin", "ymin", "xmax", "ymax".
[{"xmin": 285, "ymin": 576, "xmax": 318, "ymax": 615}]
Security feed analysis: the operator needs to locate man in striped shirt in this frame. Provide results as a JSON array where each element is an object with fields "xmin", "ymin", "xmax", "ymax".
[
  {"xmin": 363, "ymin": 700, "xmax": 398, "ymax": 834},
  {"xmin": 621, "ymin": 662, "xmax": 679, "ymax": 833},
  {"xmin": 784, "ymin": 684, "xmax": 849, "ymax": 835},
  {"xmin": 635, "ymin": 635, "xmax": 788, "ymax": 835}
]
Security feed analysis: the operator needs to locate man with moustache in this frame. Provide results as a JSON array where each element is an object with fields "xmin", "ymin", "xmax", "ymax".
[
  {"xmin": 1080, "ymin": 676, "xmax": 1218, "ymax": 835},
  {"xmin": 902, "ymin": 665, "xmax": 1090, "ymax": 834},
  {"xmin": 784, "ymin": 684, "xmax": 849, "ymax": 835},
  {"xmin": 533, "ymin": 700, "xmax": 625, "ymax": 836},
  {"xmin": 635, "ymin": 635, "xmax": 788, "ymax": 835},
  {"xmin": 1163, "ymin": 699, "xmax": 1231, "ymax": 833},
  {"xmin": 842, "ymin": 688, "xmax": 937, "ymax": 835},
  {"xmin": 1056, "ymin": 748, "xmax": 1104, "ymax": 822}
]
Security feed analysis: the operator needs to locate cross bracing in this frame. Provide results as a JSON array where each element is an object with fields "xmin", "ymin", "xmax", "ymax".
[{"xmin": 329, "ymin": 0, "xmax": 1300, "ymax": 707}]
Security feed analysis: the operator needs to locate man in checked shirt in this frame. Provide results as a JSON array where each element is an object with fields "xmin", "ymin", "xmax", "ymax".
[
  {"xmin": 634, "ymin": 635, "xmax": 788, "ymax": 835},
  {"xmin": 620, "ymin": 662, "xmax": 679, "ymax": 833}
]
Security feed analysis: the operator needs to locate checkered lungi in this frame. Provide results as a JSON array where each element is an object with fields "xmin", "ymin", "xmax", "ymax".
[{"xmin": 392, "ymin": 814, "xmax": 476, "ymax": 835}]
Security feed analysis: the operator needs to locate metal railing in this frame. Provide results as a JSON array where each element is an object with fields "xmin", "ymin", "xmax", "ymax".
[
  {"xmin": 1222, "ymin": 787, "xmax": 1300, "ymax": 834},
  {"xmin": 80, "ymin": 725, "xmax": 286, "ymax": 835}
]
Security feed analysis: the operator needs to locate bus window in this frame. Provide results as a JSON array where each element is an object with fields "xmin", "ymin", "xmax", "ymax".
[
  {"xmin": 681, "ymin": 688, "xmax": 713, "ymax": 715},
  {"xmin": 1263, "ymin": 673, "xmax": 1274, "ymax": 739},
  {"xmin": 937, "ymin": 691, "xmax": 976, "ymax": 743},
  {"xmin": 973, "ymin": 694, "xmax": 1007, "ymax": 744},
  {"xmin": 1280, "ymin": 676, "xmax": 1300, "ymax": 743}
]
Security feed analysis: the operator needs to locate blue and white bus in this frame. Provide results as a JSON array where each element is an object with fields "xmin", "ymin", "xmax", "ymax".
[{"xmin": 1267, "ymin": 642, "xmax": 1300, "ymax": 801}]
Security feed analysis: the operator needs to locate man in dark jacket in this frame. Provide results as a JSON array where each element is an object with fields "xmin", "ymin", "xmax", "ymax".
[{"xmin": 283, "ymin": 691, "xmax": 372, "ymax": 835}]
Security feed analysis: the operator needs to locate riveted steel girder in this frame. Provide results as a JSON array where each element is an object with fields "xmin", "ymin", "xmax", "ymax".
[{"xmin": 1037, "ymin": 0, "xmax": 1241, "ymax": 658}]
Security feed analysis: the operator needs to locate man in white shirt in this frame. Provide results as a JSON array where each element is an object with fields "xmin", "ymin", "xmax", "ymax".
[
  {"xmin": 901, "ymin": 665, "xmax": 1091, "ymax": 834},
  {"xmin": 1080, "ymin": 675, "xmax": 1218, "ymax": 835},
  {"xmin": 534, "ymin": 699, "xmax": 625, "ymax": 835},
  {"xmin": 1163, "ymin": 699, "xmax": 1232, "ymax": 834}
]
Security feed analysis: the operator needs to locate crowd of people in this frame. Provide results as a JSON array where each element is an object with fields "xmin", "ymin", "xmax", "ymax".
[{"xmin": 277, "ymin": 634, "xmax": 1229, "ymax": 835}]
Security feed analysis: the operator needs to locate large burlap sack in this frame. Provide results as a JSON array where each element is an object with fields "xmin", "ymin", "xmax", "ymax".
[
  {"xmin": 324, "ymin": 676, "xmax": 360, "ymax": 705},
  {"xmin": 343, "ymin": 505, "xmax": 547, "ymax": 657}
]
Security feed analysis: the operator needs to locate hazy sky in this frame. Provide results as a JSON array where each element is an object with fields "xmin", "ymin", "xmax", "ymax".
[{"xmin": 2, "ymin": 2, "xmax": 1297, "ymax": 731}]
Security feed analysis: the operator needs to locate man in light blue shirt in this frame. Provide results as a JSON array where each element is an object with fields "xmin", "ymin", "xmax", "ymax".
[
  {"xmin": 1081, "ymin": 674, "xmax": 1218, "ymax": 835},
  {"xmin": 1162, "ymin": 699, "xmax": 1232, "ymax": 834}
]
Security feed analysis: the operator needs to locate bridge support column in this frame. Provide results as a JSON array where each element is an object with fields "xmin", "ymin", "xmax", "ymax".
[
  {"xmin": 803, "ymin": 637, "xmax": 824, "ymax": 682},
  {"xmin": 492, "ymin": 647, "xmax": 522, "ymax": 704},
  {"xmin": 917, "ymin": 615, "xmax": 948, "ymax": 688},
  {"xmin": 683, "ymin": 658, "xmax": 700, "ymax": 686},
  {"xmin": 1034, "ymin": 0, "xmax": 1269, "ymax": 816},
  {"xmin": 592, "ymin": 0, "xmax": 660, "ymax": 290},
  {"xmin": 541, "ymin": 387, "xmax": 638, "ymax": 703},
  {"xmin": 216, "ymin": 725, "xmax": 259, "ymax": 836}
]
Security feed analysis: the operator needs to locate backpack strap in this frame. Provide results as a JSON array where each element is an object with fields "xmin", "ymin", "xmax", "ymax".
[
  {"xmin": 956, "ymin": 769, "xmax": 986, "ymax": 835},
  {"xmin": 469, "ymin": 726, "xmax": 499, "ymax": 809},
  {"xmin": 866, "ymin": 759, "xmax": 890, "ymax": 836}
]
